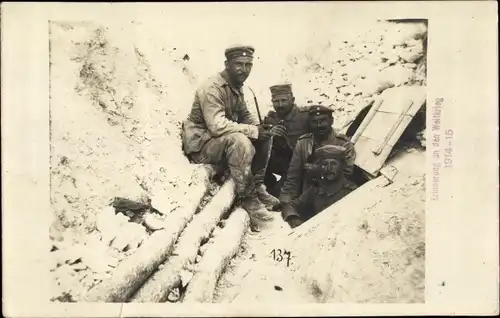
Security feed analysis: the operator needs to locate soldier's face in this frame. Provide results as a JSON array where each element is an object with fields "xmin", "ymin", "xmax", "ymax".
[
  {"xmin": 310, "ymin": 114, "xmax": 333, "ymax": 136},
  {"xmin": 272, "ymin": 94, "xmax": 295, "ymax": 117},
  {"xmin": 320, "ymin": 159, "xmax": 342, "ymax": 181},
  {"xmin": 225, "ymin": 56, "xmax": 253, "ymax": 85}
]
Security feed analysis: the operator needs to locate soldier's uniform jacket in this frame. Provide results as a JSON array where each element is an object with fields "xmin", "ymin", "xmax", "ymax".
[
  {"xmin": 181, "ymin": 70, "xmax": 259, "ymax": 155},
  {"xmin": 279, "ymin": 130, "xmax": 356, "ymax": 205},
  {"xmin": 283, "ymin": 176, "xmax": 357, "ymax": 221},
  {"xmin": 263, "ymin": 105, "xmax": 310, "ymax": 175},
  {"xmin": 263, "ymin": 105, "xmax": 310, "ymax": 152}
]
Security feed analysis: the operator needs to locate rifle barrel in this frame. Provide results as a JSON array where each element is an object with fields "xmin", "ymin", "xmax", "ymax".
[{"xmin": 248, "ymin": 87, "xmax": 263, "ymax": 124}]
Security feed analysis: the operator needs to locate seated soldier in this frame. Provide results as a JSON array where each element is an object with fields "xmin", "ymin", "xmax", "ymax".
[
  {"xmin": 262, "ymin": 83, "xmax": 310, "ymax": 197},
  {"xmin": 277, "ymin": 105, "xmax": 357, "ymax": 228},
  {"xmin": 281, "ymin": 145, "xmax": 358, "ymax": 227},
  {"xmin": 181, "ymin": 45, "xmax": 281, "ymax": 231}
]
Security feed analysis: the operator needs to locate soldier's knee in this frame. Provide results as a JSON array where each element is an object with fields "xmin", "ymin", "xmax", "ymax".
[
  {"xmin": 226, "ymin": 132, "xmax": 250, "ymax": 144},
  {"xmin": 226, "ymin": 133, "xmax": 255, "ymax": 153},
  {"xmin": 224, "ymin": 133, "xmax": 255, "ymax": 163}
]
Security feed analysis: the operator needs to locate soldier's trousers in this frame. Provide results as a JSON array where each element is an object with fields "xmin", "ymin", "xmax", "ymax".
[
  {"xmin": 265, "ymin": 148, "xmax": 292, "ymax": 197},
  {"xmin": 189, "ymin": 132, "xmax": 272, "ymax": 198}
]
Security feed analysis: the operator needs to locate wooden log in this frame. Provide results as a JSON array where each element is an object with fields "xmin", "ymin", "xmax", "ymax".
[
  {"xmin": 130, "ymin": 178, "xmax": 236, "ymax": 302},
  {"xmin": 77, "ymin": 164, "xmax": 214, "ymax": 302},
  {"xmin": 183, "ymin": 207, "xmax": 249, "ymax": 303}
]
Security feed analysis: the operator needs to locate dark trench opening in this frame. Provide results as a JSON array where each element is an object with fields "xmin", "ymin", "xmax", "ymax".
[
  {"xmin": 345, "ymin": 104, "xmax": 371, "ymax": 139},
  {"xmin": 347, "ymin": 164, "xmax": 371, "ymax": 187}
]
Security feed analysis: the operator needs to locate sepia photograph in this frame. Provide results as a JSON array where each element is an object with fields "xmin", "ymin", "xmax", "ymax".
[
  {"xmin": 48, "ymin": 11, "xmax": 427, "ymax": 304},
  {"xmin": 2, "ymin": 2, "xmax": 498, "ymax": 317}
]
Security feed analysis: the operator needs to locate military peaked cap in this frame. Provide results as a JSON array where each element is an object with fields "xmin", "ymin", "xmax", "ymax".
[
  {"xmin": 225, "ymin": 45, "xmax": 255, "ymax": 60},
  {"xmin": 269, "ymin": 83, "xmax": 293, "ymax": 96},
  {"xmin": 308, "ymin": 105, "xmax": 334, "ymax": 116},
  {"xmin": 314, "ymin": 145, "xmax": 347, "ymax": 161}
]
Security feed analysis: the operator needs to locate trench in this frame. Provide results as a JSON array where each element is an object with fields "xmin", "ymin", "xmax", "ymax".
[{"xmin": 65, "ymin": 101, "xmax": 426, "ymax": 303}]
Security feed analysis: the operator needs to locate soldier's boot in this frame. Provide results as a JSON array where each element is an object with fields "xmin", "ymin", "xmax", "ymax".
[
  {"xmin": 241, "ymin": 193, "xmax": 274, "ymax": 233},
  {"xmin": 255, "ymin": 184, "xmax": 280, "ymax": 210},
  {"xmin": 230, "ymin": 166, "xmax": 253, "ymax": 198},
  {"xmin": 230, "ymin": 165, "xmax": 274, "ymax": 232},
  {"xmin": 241, "ymin": 192, "xmax": 274, "ymax": 222},
  {"xmin": 253, "ymin": 161, "xmax": 280, "ymax": 210}
]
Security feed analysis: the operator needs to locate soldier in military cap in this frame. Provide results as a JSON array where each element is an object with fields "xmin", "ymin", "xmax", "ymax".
[
  {"xmin": 181, "ymin": 45, "xmax": 281, "ymax": 230},
  {"xmin": 277, "ymin": 105, "xmax": 357, "ymax": 228},
  {"xmin": 261, "ymin": 83, "xmax": 310, "ymax": 197},
  {"xmin": 281, "ymin": 144, "xmax": 358, "ymax": 228}
]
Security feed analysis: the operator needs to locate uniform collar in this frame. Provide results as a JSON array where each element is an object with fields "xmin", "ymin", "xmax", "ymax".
[
  {"xmin": 326, "ymin": 129, "xmax": 337, "ymax": 140},
  {"xmin": 279, "ymin": 104, "xmax": 298, "ymax": 121},
  {"xmin": 313, "ymin": 129, "xmax": 337, "ymax": 146},
  {"xmin": 317, "ymin": 175, "xmax": 346, "ymax": 196},
  {"xmin": 220, "ymin": 69, "xmax": 244, "ymax": 94}
]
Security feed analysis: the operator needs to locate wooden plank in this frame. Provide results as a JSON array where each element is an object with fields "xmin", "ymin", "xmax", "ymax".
[
  {"xmin": 354, "ymin": 136, "xmax": 389, "ymax": 176},
  {"xmin": 361, "ymin": 112, "xmax": 400, "ymax": 142},
  {"xmin": 380, "ymin": 164, "xmax": 399, "ymax": 182},
  {"xmin": 385, "ymin": 115, "xmax": 415, "ymax": 148},
  {"xmin": 377, "ymin": 86, "xmax": 426, "ymax": 115},
  {"xmin": 353, "ymin": 85, "xmax": 426, "ymax": 175},
  {"xmin": 372, "ymin": 101, "xmax": 415, "ymax": 155},
  {"xmin": 359, "ymin": 115, "xmax": 414, "ymax": 175},
  {"xmin": 351, "ymin": 97, "xmax": 383, "ymax": 144}
]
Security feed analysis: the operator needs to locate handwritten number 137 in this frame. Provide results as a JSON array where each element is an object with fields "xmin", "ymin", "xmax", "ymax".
[{"xmin": 271, "ymin": 249, "xmax": 291, "ymax": 267}]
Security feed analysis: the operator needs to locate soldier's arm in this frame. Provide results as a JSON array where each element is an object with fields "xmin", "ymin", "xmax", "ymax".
[
  {"xmin": 237, "ymin": 99, "xmax": 260, "ymax": 125},
  {"xmin": 279, "ymin": 139, "xmax": 305, "ymax": 204},
  {"xmin": 282, "ymin": 186, "xmax": 313, "ymax": 222},
  {"xmin": 342, "ymin": 140, "xmax": 356, "ymax": 176},
  {"xmin": 262, "ymin": 112, "xmax": 277, "ymax": 126},
  {"xmin": 281, "ymin": 204, "xmax": 300, "ymax": 222},
  {"xmin": 199, "ymin": 85, "xmax": 259, "ymax": 139}
]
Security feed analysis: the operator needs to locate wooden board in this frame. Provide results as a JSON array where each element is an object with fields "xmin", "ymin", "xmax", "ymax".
[{"xmin": 352, "ymin": 86, "xmax": 426, "ymax": 176}]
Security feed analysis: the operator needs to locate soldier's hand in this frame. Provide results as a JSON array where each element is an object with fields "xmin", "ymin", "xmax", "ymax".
[
  {"xmin": 304, "ymin": 163, "xmax": 321, "ymax": 173},
  {"xmin": 257, "ymin": 125, "xmax": 273, "ymax": 141},
  {"xmin": 287, "ymin": 216, "xmax": 303, "ymax": 229},
  {"xmin": 272, "ymin": 201, "xmax": 285, "ymax": 211},
  {"xmin": 270, "ymin": 125, "xmax": 287, "ymax": 139},
  {"xmin": 304, "ymin": 163, "xmax": 323, "ymax": 180},
  {"xmin": 253, "ymin": 174, "xmax": 265, "ymax": 185}
]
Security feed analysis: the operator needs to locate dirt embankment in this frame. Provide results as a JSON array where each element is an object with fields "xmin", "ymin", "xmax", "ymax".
[
  {"xmin": 49, "ymin": 22, "xmax": 204, "ymax": 300},
  {"xmin": 50, "ymin": 22, "xmax": 198, "ymax": 237},
  {"xmin": 49, "ymin": 20, "xmax": 427, "ymax": 303}
]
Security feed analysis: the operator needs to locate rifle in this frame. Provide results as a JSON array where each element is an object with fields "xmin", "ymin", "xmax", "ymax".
[
  {"xmin": 248, "ymin": 87, "xmax": 294, "ymax": 151},
  {"xmin": 248, "ymin": 87, "xmax": 263, "ymax": 124}
]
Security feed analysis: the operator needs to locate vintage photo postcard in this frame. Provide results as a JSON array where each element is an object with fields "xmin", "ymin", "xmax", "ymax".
[{"xmin": 2, "ymin": 2, "xmax": 498, "ymax": 317}]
